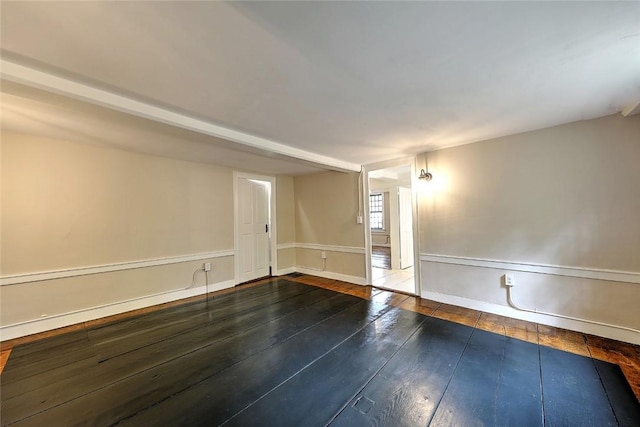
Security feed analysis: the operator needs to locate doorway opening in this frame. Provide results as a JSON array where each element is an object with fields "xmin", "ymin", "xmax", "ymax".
[
  {"xmin": 365, "ymin": 161, "xmax": 419, "ymax": 295},
  {"xmin": 233, "ymin": 172, "xmax": 277, "ymax": 285}
]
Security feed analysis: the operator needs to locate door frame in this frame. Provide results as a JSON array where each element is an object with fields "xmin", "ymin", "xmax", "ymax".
[
  {"xmin": 362, "ymin": 157, "xmax": 421, "ymax": 296},
  {"xmin": 398, "ymin": 186, "xmax": 414, "ymax": 270},
  {"xmin": 233, "ymin": 171, "xmax": 277, "ymax": 285}
]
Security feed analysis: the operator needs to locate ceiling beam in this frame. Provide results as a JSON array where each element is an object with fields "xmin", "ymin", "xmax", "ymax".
[
  {"xmin": 0, "ymin": 59, "xmax": 361, "ymax": 173},
  {"xmin": 621, "ymin": 100, "xmax": 640, "ymax": 117}
]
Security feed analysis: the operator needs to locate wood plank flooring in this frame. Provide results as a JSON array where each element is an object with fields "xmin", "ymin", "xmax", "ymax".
[
  {"xmin": 1, "ymin": 274, "xmax": 638, "ymax": 426},
  {"xmin": 371, "ymin": 245, "xmax": 391, "ymax": 269}
]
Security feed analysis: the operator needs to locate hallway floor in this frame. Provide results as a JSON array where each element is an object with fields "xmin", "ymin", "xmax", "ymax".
[{"xmin": 372, "ymin": 266, "xmax": 415, "ymax": 294}]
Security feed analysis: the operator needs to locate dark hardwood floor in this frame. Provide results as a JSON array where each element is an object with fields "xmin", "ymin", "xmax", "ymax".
[
  {"xmin": 1, "ymin": 275, "xmax": 638, "ymax": 426},
  {"xmin": 371, "ymin": 245, "xmax": 391, "ymax": 269}
]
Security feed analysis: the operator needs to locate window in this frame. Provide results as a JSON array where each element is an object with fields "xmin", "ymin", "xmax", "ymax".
[{"xmin": 370, "ymin": 193, "xmax": 384, "ymax": 230}]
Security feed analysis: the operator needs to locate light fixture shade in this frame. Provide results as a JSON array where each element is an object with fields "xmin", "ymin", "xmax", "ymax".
[{"xmin": 418, "ymin": 169, "xmax": 433, "ymax": 181}]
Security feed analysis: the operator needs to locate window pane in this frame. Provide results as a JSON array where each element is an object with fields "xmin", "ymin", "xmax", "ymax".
[
  {"xmin": 371, "ymin": 212, "xmax": 382, "ymax": 229},
  {"xmin": 369, "ymin": 194, "xmax": 384, "ymax": 230}
]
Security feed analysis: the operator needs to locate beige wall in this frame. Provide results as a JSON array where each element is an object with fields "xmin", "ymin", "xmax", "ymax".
[
  {"xmin": 276, "ymin": 247, "xmax": 296, "ymax": 272},
  {"xmin": 276, "ymin": 175, "xmax": 296, "ymax": 244},
  {"xmin": 1, "ymin": 131, "xmax": 237, "ymax": 325},
  {"xmin": 0, "ymin": 133, "xmax": 370, "ymax": 329},
  {"xmin": 294, "ymin": 171, "xmax": 364, "ymax": 247},
  {"xmin": 1, "ymin": 131, "xmax": 375, "ymax": 330},
  {"xmin": 295, "ymin": 248, "xmax": 365, "ymax": 278},
  {"xmin": 2, "ymin": 257, "xmax": 233, "ymax": 324},
  {"xmin": 418, "ymin": 114, "xmax": 640, "ymax": 335},
  {"xmin": 294, "ymin": 171, "xmax": 366, "ymax": 279},
  {"xmin": 276, "ymin": 175, "xmax": 296, "ymax": 271},
  {"xmin": 2, "ymin": 132, "xmax": 234, "ymax": 273}
]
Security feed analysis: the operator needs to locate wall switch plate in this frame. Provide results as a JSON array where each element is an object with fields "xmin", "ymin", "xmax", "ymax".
[
  {"xmin": 321, "ymin": 251, "xmax": 327, "ymax": 259},
  {"xmin": 504, "ymin": 273, "xmax": 515, "ymax": 287},
  {"xmin": 357, "ymin": 215, "xmax": 363, "ymax": 224},
  {"xmin": 204, "ymin": 262, "xmax": 212, "ymax": 272}
]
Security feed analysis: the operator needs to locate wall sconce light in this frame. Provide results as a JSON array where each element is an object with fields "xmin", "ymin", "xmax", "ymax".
[{"xmin": 418, "ymin": 169, "xmax": 432, "ymax": 181}]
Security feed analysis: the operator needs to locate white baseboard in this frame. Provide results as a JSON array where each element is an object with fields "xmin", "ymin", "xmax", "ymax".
[
  {"xmin": 0, "ymin": 280, "xmax": 235, "ymax": 341},
  {"xmin": 295, "ymin": 267, "xmax": 366, "ymax": 286},
  {"xmin": 274, "ymin": 267, "xmax": 296, "ymax": 276},
  {"xmin": 421, "ymin": 290, "xmax": 640, "ymax": 345}
]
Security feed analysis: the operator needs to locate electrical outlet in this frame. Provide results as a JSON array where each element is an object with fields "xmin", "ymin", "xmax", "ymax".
[
  {"xmin": 321, "ymin": 251, "xmax": 327, "ymax": 259},
  {"xmin": 204, "ymin": 262, "xmax": 212, "ymax": 272},
  {"xmin": 504, "ymin": 273, "xmax": 515, "ymax": 287}
]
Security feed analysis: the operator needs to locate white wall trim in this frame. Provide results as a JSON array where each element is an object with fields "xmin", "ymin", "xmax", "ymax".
[
  {"xmin": 295, "ymin": 267, "xmax": 366, "ymax": 286},
  {"xmin": 274, "ymin": 267, "xmax": 297, "ymax": 276},
  {"xmin": 295, "ymin": 243, "xmax": 366, "ymax": 254},
  {"xmin": 276, "ymin": 243, "xmax": 297, "ymax": 250},
  {"xmin": 369, "ymin": 187, "xmax": 392, "ymax": 194},
  {"xmin": 420, "ymin": 253, "xmax": 640, "ymax": 284},
  {"xmin": 0, "ymin": 250, "xmax": 234, "ymax": 286},
  {"xmin": 276, "ymin": 242, "xmax": 366, "ymax": 254},
  {"xmin": 1, "ymin": 59, "xmax": 360, "ymax": 173},
  {"xmin": 0, "ymin": 280, "xmax": 235, "ymax": 341},
  {"xmin": 421, "ymin": 290, "xmax": 640, "ymax": 345}
]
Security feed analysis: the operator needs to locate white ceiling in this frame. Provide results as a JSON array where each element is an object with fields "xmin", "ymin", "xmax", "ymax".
[
  {"xmin": 1, "ymin": 1, "xmax": 639, "ymax": 174},
  {"xmin": 369, "ymin": 165, "xmax": 412, "ymax": 186}
]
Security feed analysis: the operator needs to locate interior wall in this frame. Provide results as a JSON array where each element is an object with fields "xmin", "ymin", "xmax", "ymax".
[
  {"xmin": 417, "ymin": 114, "xmax": 640, "ymax": 342},
  {"xmin": 0, "ymin": 131, "xmax": 370, "ymax": 335},
  {"xmin": 276, "ymin": 175, "xmax": 296, "ymax": 272},
  {"xmin": 1, "ymin": 131, "xmax": 238, "ymax": 327},
  {"xmin": 296, "ymin": 249, "xmax": 365, "ymax": 278},
  {"xmin": 294, "ymin": 171, "xmax": 365, "ymax": 280}
]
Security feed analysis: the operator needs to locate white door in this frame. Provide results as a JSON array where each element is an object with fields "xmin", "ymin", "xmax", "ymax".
[
  {"xmin": 398, "ymin": 186, "xmax": 414, "ymax": 269},
  {"xmin": 237, "ymin": 178, "xmax": 270, "ymax": 283}
]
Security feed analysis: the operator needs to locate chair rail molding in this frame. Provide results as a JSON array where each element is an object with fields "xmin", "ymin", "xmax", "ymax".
[
  {"xmin": 420, "ymin": 253, "xmax": 640, "ymax": 284},
  {"xmin": 0, "ymin": 250, "xmax": 235, "ymax": 286}
]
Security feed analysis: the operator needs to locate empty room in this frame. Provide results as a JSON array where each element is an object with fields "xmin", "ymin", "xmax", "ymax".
[{"xmin": 1, "ymin": 1, "xmax": 639, "ymax": 426}]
